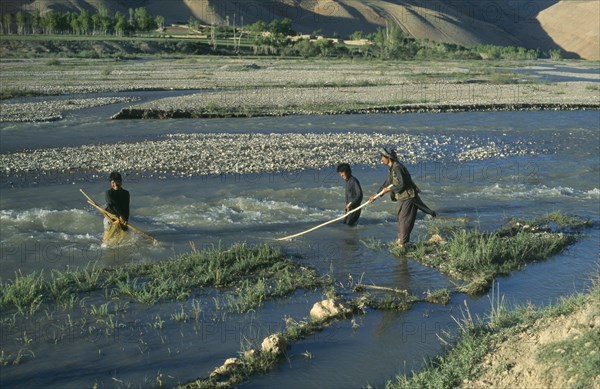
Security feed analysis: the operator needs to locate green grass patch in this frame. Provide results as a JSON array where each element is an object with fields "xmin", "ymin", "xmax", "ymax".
[
  {"xmin": 387, "ymin": 330, "xmax": 493, "ymax": 389},
  {"xmin": 0, "ymin": 242, "xmax": 321, "ymax": 313},
  {"xmin": 404, "ymin": 212, "xmax": 588, "ymax": 295}
]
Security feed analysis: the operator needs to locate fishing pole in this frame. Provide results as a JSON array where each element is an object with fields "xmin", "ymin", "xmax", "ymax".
[{"xmin": 276, "ymin": 185, "xmax": 393, "ymax": 241}]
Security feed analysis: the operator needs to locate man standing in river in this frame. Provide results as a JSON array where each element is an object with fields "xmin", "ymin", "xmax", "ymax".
[
  {"xmin": 337, "ymin": 163, "xmax": 363, "ymax": 226},
  {"xmin": 369, "ymin": 148, "xmax": 436, "ymax": 247}
]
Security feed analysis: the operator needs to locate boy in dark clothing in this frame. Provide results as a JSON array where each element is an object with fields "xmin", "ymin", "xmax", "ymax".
[
  {"xmin": 337, "ymin": 163, "xmax": 363, "ymax": 226},
  {"xmin": 104, "ymin": 171, "xmax": 130, "ymax": 239}
]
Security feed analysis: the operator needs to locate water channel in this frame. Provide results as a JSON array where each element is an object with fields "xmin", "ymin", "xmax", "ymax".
[{"xmin": 0, "ymin": 97, "xmax": 598, "ymax": 387}]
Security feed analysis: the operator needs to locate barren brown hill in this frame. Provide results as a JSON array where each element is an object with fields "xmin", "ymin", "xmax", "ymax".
[
  {"xmin": 537, "ymin": 1, "xmax": 600, "ymax": 60},
  {"xmin": 2, "ymin": 0, "xmax": 598, "ymax": 59}
]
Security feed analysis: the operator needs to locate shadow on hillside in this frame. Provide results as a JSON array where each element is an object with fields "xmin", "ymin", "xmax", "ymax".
[
  {"xmin": 197, "ymin": 0, "xmax": 579, "ymax": 58},
  {"xmin": 440, "ymin": 0, "xmax": 579, "ymax": 58},
  {"xmin": 204, "ymin": 0, "xmax": 384, "ymax": 37}
]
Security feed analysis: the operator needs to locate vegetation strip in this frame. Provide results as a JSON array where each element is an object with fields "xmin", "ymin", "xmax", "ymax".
[
  {"xmin": 176, "ymin": 289, "xmax": 434, "ymax": 389},
  {"xmin": 176, "ymin": 267, "xmax": 453, "ymax": 388},
  {"xmin": 111, "ymin": 103, "xmax": 600, "ymax": 120},
  {"xmin": 0, "ymin": 243, "xmax": 325, "ymax": 367},
  {"xmin": 0, "ymin": 243, "xmax": 320, "ymax": 313},
  {"xmin": 401, "ymin": 211, "xmax": 592, "ymax": 294}
]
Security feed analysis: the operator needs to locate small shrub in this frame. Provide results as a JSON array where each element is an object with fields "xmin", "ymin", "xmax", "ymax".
[{"xmin": 46, "ymin": 58, "xmax": 61, "ymax": 66}]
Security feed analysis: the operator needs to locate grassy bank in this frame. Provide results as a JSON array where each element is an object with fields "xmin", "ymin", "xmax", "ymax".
[
  {"xmin": 386, "ymin": 278, "xmax": 599, "ymax": 389},
  {"xmin": 0, "ymin": 242, "xmax": 321, "ymax": 315},
  {"xmin": 401, "ymin": 212, "xmax": 592, "ymax": 294},
  {"xmin": 0, "ymin": 242, "xmax": 327, "ymax": 367}
]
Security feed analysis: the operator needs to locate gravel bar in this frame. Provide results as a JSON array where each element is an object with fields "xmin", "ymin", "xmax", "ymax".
[{"xmin": 1, "ymin": 132, "xmax": 549, "ymax": 183}]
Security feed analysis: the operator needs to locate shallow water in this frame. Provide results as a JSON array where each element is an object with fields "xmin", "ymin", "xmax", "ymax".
[{"xmin": 1, "ymin": 105, "xmax": 599, "ymax": 388}]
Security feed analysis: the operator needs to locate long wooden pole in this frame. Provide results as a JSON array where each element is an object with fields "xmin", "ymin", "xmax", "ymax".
[
  {"xmin": 276, "ymin": 185, "xmax": 392, "ymax": 241},
  {"xmin": 80, "ymin": 189, "xmax": 160, "ymax": 244}
]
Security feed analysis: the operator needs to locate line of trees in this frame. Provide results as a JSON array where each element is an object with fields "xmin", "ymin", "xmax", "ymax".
[
  {"xmin": 1, "ymin": 7, "xmax": 555, "ymax": 61},
  {"xmin": 0, "ymin": 6, "xmax": 164, "ymax": 36},
  {"xmin": 246, "ymin": 19, "xmax": 547, "ymax": 60},
  {"xmin": 367, "ymin": 23, "xmax": 543, "ymax": 60}
]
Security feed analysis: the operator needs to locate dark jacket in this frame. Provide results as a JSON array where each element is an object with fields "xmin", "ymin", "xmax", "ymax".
[
  {"xmin": 105, "ymin": 188, "xmax": 130, "ymax": 221},
  {"xmin": 379, "ymin": 160, "xmax": 418, "ymax": 201},
  {"xmin": 345, "ymin": 175, "xmax": 363, "ymax": 210}
]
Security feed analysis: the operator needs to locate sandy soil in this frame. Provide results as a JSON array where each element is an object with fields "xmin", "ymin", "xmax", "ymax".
[
  {"xmin": 464, "ymin": 295, "xmax": 600, "ymax": 389},
  {"xmin": 537, "ymin": 0, "xmax": 600, "ymax": 60}
]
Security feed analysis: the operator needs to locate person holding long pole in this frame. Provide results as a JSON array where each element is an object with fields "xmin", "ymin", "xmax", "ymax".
[
  {"xmin": 103, "ymin": 171, "xmax": 130, "ymax": 243},
  {"xmin": 337, "ymin": 163, "xmax": 363, "ymax": 226},
  {"xmin": 368, "ymin": 147, "xmax": 436, "ymax": 248}
]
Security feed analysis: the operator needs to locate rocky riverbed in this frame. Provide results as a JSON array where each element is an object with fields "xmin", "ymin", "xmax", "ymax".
[
  {"xmin": 0, "ymin": 57, "xmax": 596, "ymax": 182},
  {"xmin": 1, "ymin": 132, "xmax": 549, "ymax": 182}
]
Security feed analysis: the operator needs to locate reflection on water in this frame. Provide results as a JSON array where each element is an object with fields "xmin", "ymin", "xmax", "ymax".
[{"xmin": 0, "ymin": 110, "xmax": 599, "ymax": 388}]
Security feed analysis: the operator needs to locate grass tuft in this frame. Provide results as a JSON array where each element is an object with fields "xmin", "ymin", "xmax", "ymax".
[{"xmin": 405, "ymin": 211, "xmax": 585, "ymax": 295}]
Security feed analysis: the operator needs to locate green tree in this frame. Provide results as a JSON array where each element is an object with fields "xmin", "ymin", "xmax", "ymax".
[
  {"xmin": 42, "ymin": 11, "xmax": 61, "ymax": 34},
  {"xmin": 128, "ymin": 8, "xmax": 135, "ymax": 30},
  {"xmin": 2, "ymin": 13, "xmax": 13, "ymax": 34},
  {"xmin": 188, "ymin": 16, "xmax": 200, "ymax": 31},
  {"xmin": 155, "ymin": 15, "xmax": 165, "ymax": 31},
  {"xmin": 549, "ymin": 49, "xmax": 562, "ymax": 60},
  {"xmin": 315, "ymin": 38, "xmax": 334, "ymax": 57},
  {"xmin": 279, "ymin": 17, "xmax": 294, "ymax": 36},
  {"xmin": 96, "ymin": 5, "xmax": 112, "ymax": 35},
  {"xmin": 68, "ymin": 12, "xmax": 82, "ymax": 34},
  {"xmin": 16, "ymin": 11, "xmax": 27, "ymax": 34},
  {"xmin": 31, "ymin": 9, "xmax": 42, "ymax": 34},
  {"xmin": 247, "ymin": 20, "xmax": 267, "ymax": 35},
  {"xmin": 91, "ymin": 13, "xmax": 101, "ymax": 34},
  {"xmin": 349, "ymin": 30, "xmax": 363, "ymax": 40},
  {"xmin": 269, "ymin": 19, "xmax": 280, "ymax": 34},
  {"xmin": 78, "ymin": 9, "xmax": 91, "ymax": 35},
  {"xmin": 114, "ymin": 11, "xmax": 127, "ymax": 36},
  {"xmin": 98, "ymin": 5, "xmax": 109, "ymax": 18},
  {"xmin": 134, "ymin": 7, "xmax": 155, "ymax": 32},
  {"xmin": 294, "ymin": 39, "xmax": 318, "ymax": 58}
]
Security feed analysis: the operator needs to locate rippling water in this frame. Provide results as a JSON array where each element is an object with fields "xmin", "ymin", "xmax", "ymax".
[{"xmin": 1, "ymin": 107, "xmax": 598, "ymax": 388}]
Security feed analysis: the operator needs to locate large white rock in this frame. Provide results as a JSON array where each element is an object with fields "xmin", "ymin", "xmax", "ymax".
[
  {"xmin": 310, "ymin": 299, "xmax": 351, "ymax": 322},
  {"xmin": 260, "ymin": 334, "xmax": 286, "ymax": 355},
  {"xmin": 209, "ymin": 357, "xmax": 241, "ymax": 378}
]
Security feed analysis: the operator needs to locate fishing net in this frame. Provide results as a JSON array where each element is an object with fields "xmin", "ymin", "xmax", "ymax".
[{"xmin": 103, "ymin": 220, "xmax": 127, "ymax": 246}]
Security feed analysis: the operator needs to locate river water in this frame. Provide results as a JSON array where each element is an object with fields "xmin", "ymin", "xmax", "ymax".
[{"xmin": 0, "ymin": 102, "xmax": 599, "ymax": 388}]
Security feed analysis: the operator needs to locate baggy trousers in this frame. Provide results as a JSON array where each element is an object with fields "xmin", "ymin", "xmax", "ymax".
[{"xmin": 397, "ymin": 198, "xmax": 418, "ymax": 245}]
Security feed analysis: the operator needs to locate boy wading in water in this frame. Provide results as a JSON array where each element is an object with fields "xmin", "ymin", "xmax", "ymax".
[
  {"xmin": 369, "ymin": 148, "xmax": 436, "ymax": 247},
  {"xmin": 337, "ymin": 163, "xmax": 363, "ymax": 226},
  {"xmin": 103, "ymin": 171, "xmax": 130, "ymax": 244}
]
